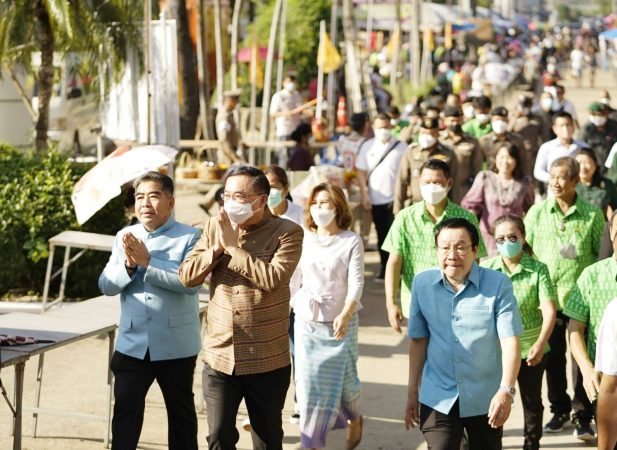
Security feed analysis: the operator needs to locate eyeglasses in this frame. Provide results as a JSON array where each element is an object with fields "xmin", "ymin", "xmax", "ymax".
[
  {"xmin": 495, "ymin": 235, "xmax": 519, "ymax": 245},
  {"xmin": 222, "ymin": 192, "xmax": 264, "ymax": 202},
  {"xmin": 437, "ymin": 244, "xmax": 473, "ymax": 256}
]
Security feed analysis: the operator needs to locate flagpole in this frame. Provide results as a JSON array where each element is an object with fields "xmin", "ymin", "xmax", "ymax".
[
  {"xmin": 327, "ymin": 0, "xmax": 339, "ymax": 133},
  {"xmin": 316, "ymin": 20, "xmax": 325, "ymax": 120},
  {"xmin": 249, "ymin": 29, "xmax": 258, "ymax": 137}
]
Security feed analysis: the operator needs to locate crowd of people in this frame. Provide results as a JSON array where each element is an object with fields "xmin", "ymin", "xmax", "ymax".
[{"xmin": 96, "ymin": 25, "xmax": 617, "ymax": 450}]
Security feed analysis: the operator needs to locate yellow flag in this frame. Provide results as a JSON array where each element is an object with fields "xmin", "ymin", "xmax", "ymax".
[
  {"xmin": 444, "ymin": 22, "xmax": 453, "ymax": 50},
  {"xmin": 317, "ymin": 31, "xmax": 341, "ymax": 74},
  {"xmin": 423, "ymin": 28, "xmax": 435, "ymax": 52},
  {"xmin": 385, "ymin": 26, "xmax": 401, "ymax": 60},
  {"xmin": 250, "ymin": 30, "xmax": 264, "ymax": 89}
]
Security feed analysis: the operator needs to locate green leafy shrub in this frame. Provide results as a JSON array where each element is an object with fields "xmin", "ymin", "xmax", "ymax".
[{"xmin": 0, "ymin": 144, "xmax": 128, "ymax": 299}]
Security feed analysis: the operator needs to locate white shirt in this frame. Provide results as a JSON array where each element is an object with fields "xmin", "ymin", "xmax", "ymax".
[
  {"xmin": 571, "ymin": 49, "xmax": 585, "ymax": 69},
  {"xmin": 355, "ymin": 137, "xmax": 407, "ymax": 205},
  {"xmin": 596, "ymin": 298, "xmax": 617, "ymax": 376},
  {"xmin": 533, "ymin": 138, "xmax": 588, "ymax": 183},
  {"xmin": 279, "ymin": 201, "xmax": 305, "ymax": 298},
  {"xmin": 291, "ymin": 230, "xmax": 364, "ymax": 322},
  {"xmin": 269, "ymin": 89, "xmax": 303, "ymax": 138},
  {"xmin": 280, "ymin": 201, "xmax": 304, "ymax": 228},
  {"xmin": 605, "ymin": 142, "xmax": 617, "ymax": 169}
]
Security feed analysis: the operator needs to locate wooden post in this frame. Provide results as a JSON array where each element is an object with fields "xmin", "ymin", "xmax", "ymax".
[
  {"xmin": 197, "ymin": 0, "xmax": 214, "ymax": 139},
  {"xmin": 342, "ymin": 0, "xmax": 362, "ymax": 113},
  {"xmin": 144, "ymin": 0, "xmax": 152, "ymax": 144}
]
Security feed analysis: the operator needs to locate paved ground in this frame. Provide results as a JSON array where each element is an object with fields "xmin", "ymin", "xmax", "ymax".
[{"xmin": 1, "ymin": 67, "xmax": 613, "ymax": 449}]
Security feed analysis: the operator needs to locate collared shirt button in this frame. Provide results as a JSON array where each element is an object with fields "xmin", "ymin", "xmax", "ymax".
[
  {"xmin": 454, "ymin": 338, "xmax": 459, "ymax": 343},
  {"xmin": 235, "ymin": 289, "xmax": 240, "ymax": 295}
]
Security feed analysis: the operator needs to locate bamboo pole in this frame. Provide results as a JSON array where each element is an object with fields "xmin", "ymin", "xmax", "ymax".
[
  {"xmin": 214, "ymin": 0, "xmax": 224, "ymax": 107},
  {"xmin": 196, "ymin": 0, "xmax": 213, "ymax": 139},
  {"xmin": 259, "ymin": 0, "xmax": 284, "ymax": 140},
  {"xmin": 144, "ymin": 0, "xmax": 152, "ymax": 144},
  {"xmin": 276, "ymin": 0, "xmax": 287, "ymax": 92},
  {"xmin": 342, "ymin": 0, "xmax": 362, "ymax": 113},
  {"xmin": 410, "ymin": 0, "xmax": 421, "ymax": 90},
  {"xmin": 230, "ymin": 0, "xmax": 243, "ymax": 90},
  {"xmin": 316, "ymin": 20, "xmax": 326, "ymax": 120}
]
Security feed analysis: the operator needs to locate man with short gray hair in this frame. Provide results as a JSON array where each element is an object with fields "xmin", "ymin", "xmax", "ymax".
[
  {"xmin": 524, "ymin": 157, "xmax": 605, "ymax": 435},
  {"xmin": 99, "ymin": 171, "xmax": 202, "ymax": 450}
]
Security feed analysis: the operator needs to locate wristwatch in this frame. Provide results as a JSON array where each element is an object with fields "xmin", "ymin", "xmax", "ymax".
[
  {"xmin": 499, "ymin": 385, "xmax": 516, "ymax": 402},
  {"xmin": 125, "ymin": 263, "xmax": 137, "ymax": 274}
]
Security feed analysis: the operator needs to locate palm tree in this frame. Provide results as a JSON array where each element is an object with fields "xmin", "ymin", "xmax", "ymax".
[{"xmin": 0, "ymin": 1, "xmax": 139, "ymax": 151}]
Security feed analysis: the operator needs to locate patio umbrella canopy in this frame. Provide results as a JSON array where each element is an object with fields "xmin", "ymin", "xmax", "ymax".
[{"xmin": 71, "ymin": 144, "xmax": 178, "ymax": 225}]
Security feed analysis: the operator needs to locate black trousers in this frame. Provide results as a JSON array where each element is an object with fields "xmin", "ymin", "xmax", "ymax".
[
  {"xmin": 203, "ymin": 363, "xmax": 291, "ymax": 450},
  {"xmin": 420, "ymin": 402, "xmax": 503, "ymax": 450},
  {"xmin": 545, "ymin": 311, "xmax": 594, "ymax": 420},
  {"xmin": 110, "ymin": 350, "xmax": 198, "ymax": 450},
  {"xmin": 518, "ymin": 358, "xmax": 546, "ymax": 450},
  {"xmin": 371, "ymin": 202, "xmax": 394, "ymax": 276}
]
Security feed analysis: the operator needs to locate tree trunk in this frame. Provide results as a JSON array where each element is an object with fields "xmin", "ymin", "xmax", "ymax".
[
  {"xmin": 34, "ymin": 0, "xmax": 54, "ymax": 151},
  {"xmin": 168, "ymin": 0, "xmax": 200, "ymax": 139}
]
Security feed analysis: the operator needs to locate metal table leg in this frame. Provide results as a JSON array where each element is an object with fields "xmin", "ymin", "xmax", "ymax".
[
  {"xmin": 31, "ymin": 354, "xmax": 45, "ymax": 437},
  {"xmin": 41, "ymin": 244, "xmax": 56, "ymax": 311},
  {"xmin": 13, "ymin": 362, "xmax": 25, "ymax": 450},
  {"xmin": 104, "ymin": 330, "xmax": 115, "ymax": 448}
]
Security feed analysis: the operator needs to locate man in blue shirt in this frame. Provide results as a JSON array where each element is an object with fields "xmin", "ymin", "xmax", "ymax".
[
  {"xmin": 99, "ymin": 171, "xmax": 201, "ymax": 450},
  {"xmin": 405, "ymin": 217, "xmax": 523, "ymax": 450}
]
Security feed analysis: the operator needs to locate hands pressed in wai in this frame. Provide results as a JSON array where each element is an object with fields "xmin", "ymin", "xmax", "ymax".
[
  {"xmin": 215, "ymin": 208, "xmax": 239, "ymax": 252},
  {"xmin": 122, "ymin": 233, "xmax": 150, "ymax": 270}
]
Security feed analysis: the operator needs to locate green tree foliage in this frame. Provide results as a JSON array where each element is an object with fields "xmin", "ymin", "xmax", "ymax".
[
  {"xmin": 0, "ymin": 143, "xmax": 128, "ymax": 298},
  {"xmin": 251, "ymin": 0, "xmax": 331, "ymax": 88}
]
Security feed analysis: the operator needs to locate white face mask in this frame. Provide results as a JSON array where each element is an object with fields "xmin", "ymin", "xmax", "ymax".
[
  {"xmin": 310, "ymin": 206, "xmax": 336, "ymax": 228},
  {"xmin": 476, "ymin": 113, "xmax": 490, "ymax": 125},
  {"xmin": 463, "ymin": 105, "xmax": 475, "ymax": 118},
  {"xmin": 600, "ymin": 97, "xmax": 610, "ymax": 105},
  {"xmin": 284, "ymin": 82, "xmax": 295, "ymax": 92},
  {"xmin": 374, "ymin": 128, "xmax": 392, "ymax": 143},
  {"xmin": 420, "ymin": 183, "xmax": 448, "ymax": 205},
  {"xmin": 491, "ymin": 120, "xmax": 508, "ymax": 134},
  {"xmin": 541, "ymin": 98, "xmax": 553, "ymax": 111},
  {"xmin": 590, "ymin": 115, "xmax": 607, "ymax": 127},
  {"xmin": 418, "ymin": 134, "xmax": 437, "ymax": 149},
  {"xmin": 224, "ymin": 198, "xmax": 259, "ymax": 225}
]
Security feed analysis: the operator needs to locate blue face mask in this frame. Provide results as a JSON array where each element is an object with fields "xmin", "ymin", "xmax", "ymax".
[
  {"xmin": 268, "ymin": 188, "xmax": 284, "ymax": 208},
  {"xmin": 496, "ymin": 239, "xmax": 523, "ymax": 258}
]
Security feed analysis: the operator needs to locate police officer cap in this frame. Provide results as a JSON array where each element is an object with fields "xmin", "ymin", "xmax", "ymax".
[
  {"xmin": 589, "ymin": 101, "xmax": 608, "ymax": 113},
  {"xmin": 223, "ymin": 88, "xmax": 242, "ymax": 98},
  {"xmin": 421, "ymin": 117, "xmax": 440, "ymax": 130}
]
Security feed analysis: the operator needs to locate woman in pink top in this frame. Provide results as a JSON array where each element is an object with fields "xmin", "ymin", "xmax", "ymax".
[{"xmin": 462, "ymin": 142, "xmax": 535, "ymax": 255}]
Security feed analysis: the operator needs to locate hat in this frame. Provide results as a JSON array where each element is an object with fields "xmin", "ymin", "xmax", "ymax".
[
  {"xmin": 223, "ymin": 88, "xmax": 242, "ymax": 98},
  {"xmin": 421, "ymin": 118, "xmax": 440, "ymax": 130},
  {"xmin": 443, "ymin": 106, "xmax": 463, "ymax": 117},
  {"xmin": 589, "ymin": 101, "xmax": 608, "ymax": 113}
]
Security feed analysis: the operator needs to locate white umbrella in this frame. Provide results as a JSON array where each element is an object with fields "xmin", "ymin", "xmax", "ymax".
[{"xmin": 71, "ymin": 144, "xmax": 178, "ymax": 225}]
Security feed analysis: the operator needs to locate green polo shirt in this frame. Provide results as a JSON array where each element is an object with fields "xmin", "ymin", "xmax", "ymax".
[
  {"xmin": 563, "ymin": 257, "xmax": 617, "ymax": 362},
  {"xmin": 461, "ymin": 119, "xmax": 492, "ymax": 139},
  {"xmin": 524, "ymin": 197, "xmax": 605, "ymax": 310},
  {"xmin": 382, "ymin": 200, "xmax": 486, "ymax": 318},
  {"xmin": 482, "ymin": 253, "xmax": 556, "ymax": 359}
]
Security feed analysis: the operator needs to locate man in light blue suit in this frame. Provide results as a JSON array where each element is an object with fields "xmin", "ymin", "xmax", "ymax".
[{"xmin": 99, "ymin": 171, "xmax": 201, "ymax": 450}]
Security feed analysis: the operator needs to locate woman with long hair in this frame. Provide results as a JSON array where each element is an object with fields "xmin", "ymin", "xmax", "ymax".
[
  {"xmin": 575, "ymin": 148, "xmax": 617, "ymax": 218},
  {"xmin": 462, "ymin": 142, "xmax": 535, "ymax": 255},
  {"xmin": 482, "ymin": 214, "xmax": 557, "ymax": 450},
  {"xmin": 292, "ymin": 182, "xmax": 364, "ymax": 450}
]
